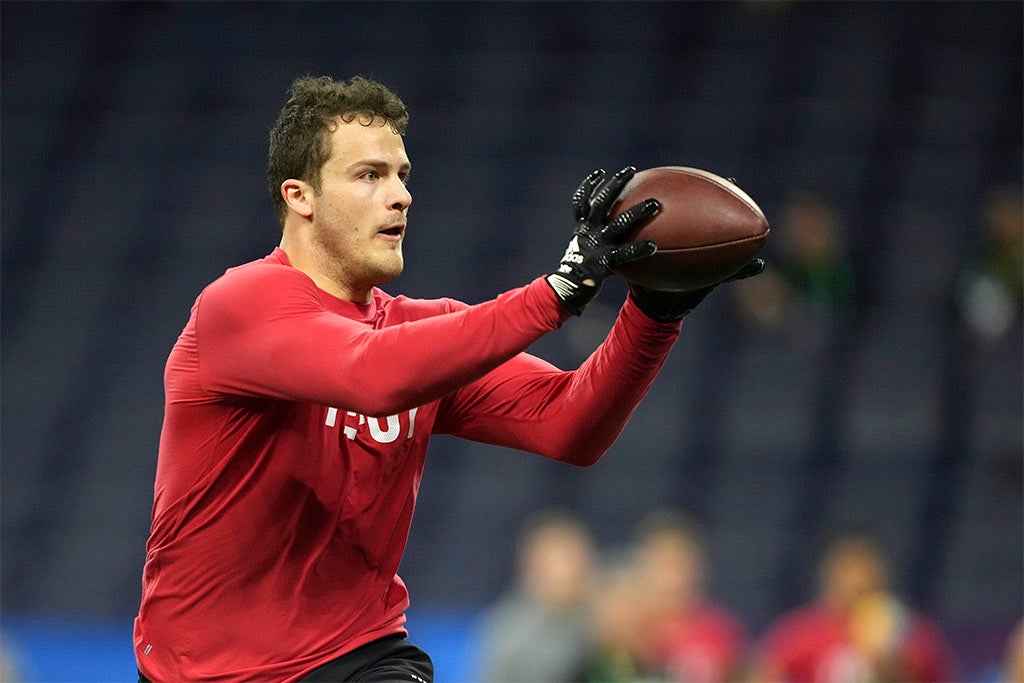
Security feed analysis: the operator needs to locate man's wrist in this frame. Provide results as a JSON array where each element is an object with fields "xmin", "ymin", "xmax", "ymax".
[
  {"xmin": 546, "ymin": 273, "xmax": 594, "ymax": 316},
  {"xmin": 628, "ymin": 286, "xmax": 700, "ymax": 323}
]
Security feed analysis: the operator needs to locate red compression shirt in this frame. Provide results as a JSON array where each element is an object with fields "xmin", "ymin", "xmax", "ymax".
[{"xmin": 134, "ymin": 248, "xmax": 680, "ymax": 681}]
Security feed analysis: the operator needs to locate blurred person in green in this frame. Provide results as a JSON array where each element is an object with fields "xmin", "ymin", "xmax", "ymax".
[
  {"xmin": 731, "ymin": 191, "xmax": 858, "ymax": 348},
  {"xmin": 578, "ymin": 510, "xmax": 745, "ymax": 683},
  {"xmin": 578, "ymin": 564, "xmax": 661, "ymax": 683},
  {"xmin": 630, "ymin": 511, "xmax": 746, "ymax": 683},
  {"xmin": 956, "ymin": 186, "xmax": 1023, "ymax": 342}
]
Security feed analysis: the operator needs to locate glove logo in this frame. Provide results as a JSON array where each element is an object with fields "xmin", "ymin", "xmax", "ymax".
[{"xmin": 558, "ymin": 236, "xmax": 586, "ymax": 272}]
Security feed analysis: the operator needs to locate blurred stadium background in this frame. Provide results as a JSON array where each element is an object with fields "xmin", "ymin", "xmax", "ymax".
[{"xmin": 2, "ymin": 2, "xmax": 1021, "ymax": 681}]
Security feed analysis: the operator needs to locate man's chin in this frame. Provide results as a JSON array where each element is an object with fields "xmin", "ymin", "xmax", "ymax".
[{"xmin": 372, "ymin": 263, "xmax": 404, "ymax": 287}]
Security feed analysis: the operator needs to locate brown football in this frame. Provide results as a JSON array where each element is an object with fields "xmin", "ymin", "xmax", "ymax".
[{"xmin": 611, "ymin": 166, "xmax": 770, "ymax": 291}]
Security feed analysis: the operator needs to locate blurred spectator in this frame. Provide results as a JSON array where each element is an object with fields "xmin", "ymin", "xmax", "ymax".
[
  {"xmin": 732, "ymin": 191, "xmax": 859, "ymax": 348},
  {"xmin": 577, "ymin": 510, "xmax": 745, "ymax": 683},
  {"xmin": 578, "ymin": 564, "xmax": 662, "ymax": 682},
  {"xmin": 477, "ymin": 510, "xmax": 596, "ymax": 683},
  {"xmin": 1, "ymin": 645, "xmax": 24, "ymax": 682},
  {"xmin": 1005, "ymin": 620, "xmax": 1024, "ymax": 683},
  {"xmin": 956, "ymin": 186, "xmax": 1023, "ymax": 342},
  {"xmin": 750, "ymin": 531, "xmax": 956, "ymax": 683},
  {"xmin": 632, "ymin": 510, "xmax": 746, "ymax": 683}
]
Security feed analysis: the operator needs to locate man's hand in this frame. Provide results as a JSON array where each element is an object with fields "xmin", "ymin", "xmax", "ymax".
[
  {"xmin": 629, "ymin": 257, "xmax": 767, "ymax": 323},
  {"xmin": 547, "ymin": 166, "xmax": 659, "ymax": 315}
]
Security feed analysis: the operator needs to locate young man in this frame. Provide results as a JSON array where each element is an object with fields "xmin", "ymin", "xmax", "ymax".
[
  {"xmin": 133, "ymin": 75, "xmax": 761, "ymax": 682},
  {"xmin": 750, "ymin": 532, "xmax": 956, "ymax": 683}
]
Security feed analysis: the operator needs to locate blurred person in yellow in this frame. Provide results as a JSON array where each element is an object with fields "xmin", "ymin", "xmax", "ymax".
[
  {"xmin": 476, "ymin": 510, "xmax": 596, "ymax": 682},
  {"xmin": 750, "ymin": 531, "xmax": 956, "ymax": 683}
]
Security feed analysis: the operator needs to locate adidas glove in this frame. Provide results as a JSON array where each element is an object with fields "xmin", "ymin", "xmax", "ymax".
[
  {"xmin": 629, "ymin": 257, "xmax": 767, "ymax": 322},
  {"xmin": 546, "ymin": 166, "xmax": 659, "ymax": 315}
]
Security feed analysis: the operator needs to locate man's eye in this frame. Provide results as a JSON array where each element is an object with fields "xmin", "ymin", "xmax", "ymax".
[{"xmin": 363, "ymin": 170, "xmax": 379, "ymax": 180}]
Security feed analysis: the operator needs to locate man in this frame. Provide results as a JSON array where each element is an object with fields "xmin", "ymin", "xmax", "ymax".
[
  {"xmin": 133, "ymin": 75, "xmax": 761, "ymax": 682},
  {"xmin": 478, "ymin": 511, "xmax": 597, "ymax": 682},
  {"xmin": 575, "ymin": 510, "xmax": 745, "ymax": 683},
  {"xmin": 630, "ymin": 510, "xmax": 746, "ymax": 683},
  {"xmin": 751, "ymin": 531, "xmax": 956, "ymax": 683}
]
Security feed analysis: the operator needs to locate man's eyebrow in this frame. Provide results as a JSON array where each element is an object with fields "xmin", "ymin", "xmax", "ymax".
[{"xmin": 347, "ymin": 159, "xmax": 412, "ymax": 174}]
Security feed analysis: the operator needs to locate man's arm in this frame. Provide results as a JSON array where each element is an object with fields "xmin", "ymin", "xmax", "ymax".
[
  {"xmin": 196, "ymin": 264, "xmax": 571, "ymax": 417},
  {"xmin": 433, "ymin": 295, "xmax": 681, "ymax": 466}
]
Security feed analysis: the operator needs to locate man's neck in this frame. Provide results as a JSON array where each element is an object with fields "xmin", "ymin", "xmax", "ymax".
[{"xmin": 278, "ymin": 235, "xmax": 373, "ymax": 304}]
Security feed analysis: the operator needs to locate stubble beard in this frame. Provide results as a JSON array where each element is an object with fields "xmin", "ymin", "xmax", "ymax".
[{"xmin": 311, "ymin": 218, "xmax": 404, "ymax": 293}]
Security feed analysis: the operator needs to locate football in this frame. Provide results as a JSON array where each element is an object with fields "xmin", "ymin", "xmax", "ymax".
[{"xmin": 611, "ymin": 166, "xmax": 770, "ymax": 291}]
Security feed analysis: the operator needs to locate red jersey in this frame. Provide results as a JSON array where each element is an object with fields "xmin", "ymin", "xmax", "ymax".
[
  {"xmin": 134, "ymin": 248, "xmax": 680, "ymax": 681},
  {"xmin": 654, "ymin": 605, "xmax": 746, "ymax": 683},
  {"xmin": 755, "ymin": 603, "xmax": 956, "ymax": 683}
]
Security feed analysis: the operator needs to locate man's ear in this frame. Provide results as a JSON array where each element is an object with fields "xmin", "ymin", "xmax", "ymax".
[{"xmin": 281, "ymin": 179, "xmax": 314, "ymax": 218}]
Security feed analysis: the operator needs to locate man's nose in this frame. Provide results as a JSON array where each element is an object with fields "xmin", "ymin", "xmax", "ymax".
[{"xmin": 390, "ymin": 178, "xmax": 412, "ymax": 211}]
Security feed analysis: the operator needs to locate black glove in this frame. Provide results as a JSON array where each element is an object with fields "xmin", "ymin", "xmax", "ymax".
[
  {"xmin": 547, "ymin": 167, "xmax": 659, "ymax": 315},
  {"xmin": 629, "ymin": 257, "xmax": 767, "ymax": 322}
]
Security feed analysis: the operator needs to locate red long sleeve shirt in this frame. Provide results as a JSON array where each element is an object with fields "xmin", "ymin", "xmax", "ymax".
[{"xmin": 134, "ymin": 248, "xmax": 680, "ymax": 681}]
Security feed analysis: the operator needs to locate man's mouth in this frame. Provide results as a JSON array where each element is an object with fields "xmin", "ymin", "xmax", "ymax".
[{"xmin": 378, "ymin": 224, "xmax": 405, "ymax": 239}]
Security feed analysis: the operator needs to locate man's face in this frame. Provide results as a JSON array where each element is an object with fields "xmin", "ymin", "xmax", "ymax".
[
  {"xmin": 821, "ymin": 541, "xmax": 888, "ymax": 614},
  {"xmin": 308, "ymin": 116, "xmax": 412, "ymax": 294}
]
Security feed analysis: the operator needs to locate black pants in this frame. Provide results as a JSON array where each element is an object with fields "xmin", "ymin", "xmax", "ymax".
[
  {"xmin": 301, "ymin": 635, "xmax": 433, "ymax": 683},
  {"xmin": 138, "ymin": 635, "xmax": 434, "ymax": 683}
]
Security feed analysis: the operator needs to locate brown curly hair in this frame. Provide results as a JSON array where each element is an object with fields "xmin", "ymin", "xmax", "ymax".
[{"xmin": 267, "ymin": 75, "xmax": 409, "ymax": 225}]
